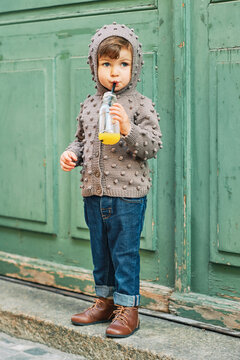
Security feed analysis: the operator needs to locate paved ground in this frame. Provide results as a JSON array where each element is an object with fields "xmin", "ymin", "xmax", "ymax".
[{"xmin": 0, "ymin": 332, "xmax": 87, "ymax": 360}]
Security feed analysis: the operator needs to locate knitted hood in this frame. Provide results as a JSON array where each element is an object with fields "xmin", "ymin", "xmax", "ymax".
[{"xmin": 88, "ymin": 22, "xmax": 143, "ymax": 95}]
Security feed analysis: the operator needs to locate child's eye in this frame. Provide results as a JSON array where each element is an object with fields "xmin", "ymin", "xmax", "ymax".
[
  {"xmin": 121, "ymin": 62, "xmax": 129, "ymax": 67},
  {"xmin": 103, "ymin": 62, "xmax": 110, "ymax": 67}
]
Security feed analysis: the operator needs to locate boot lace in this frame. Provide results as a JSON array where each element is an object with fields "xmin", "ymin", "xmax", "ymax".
[
  {"xmin": 112, "ymin": 305, "xmax": 130, "ymax": 326},
  {"xmin": 89, "ymin": 298, "xmax": 105, "ymax": 311}
]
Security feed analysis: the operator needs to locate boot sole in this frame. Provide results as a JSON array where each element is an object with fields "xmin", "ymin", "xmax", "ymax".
[
  {"xmin": 106, "ymin": 324, "xmax": 140, "ymax": 338},
  {"xmin": 71, "ymin": 319, "xmax": 111, "ymax": 326}
]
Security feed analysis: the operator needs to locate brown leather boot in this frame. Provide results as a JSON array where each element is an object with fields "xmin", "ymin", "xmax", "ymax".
[
  {"xmin": 106, "ymin": 305, "xmax": 139, "ymax": 338},
  {"xmin": 71, "ymin": 297, "xmax": 115, "ymax": 326}
]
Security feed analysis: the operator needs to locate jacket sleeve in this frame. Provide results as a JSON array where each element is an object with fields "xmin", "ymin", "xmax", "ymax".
[
  {"xmin": 65, "ymin": 102, "xmax": 85, "ymax": 167},
  {"xmin": 123, "ymin": 96, "xmax": 162, "ymax": 160}
]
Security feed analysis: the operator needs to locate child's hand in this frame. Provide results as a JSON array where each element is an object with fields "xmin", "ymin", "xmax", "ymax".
[
  {"xmin": 110, "ymin": 103, "xmax": 131, "ymax": 136},
  {"xmin": 60, "ymin": 151, "xmax": 77, "ymax": 171}
]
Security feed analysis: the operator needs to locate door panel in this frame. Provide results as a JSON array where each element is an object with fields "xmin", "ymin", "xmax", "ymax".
[
  {"xmin": 210, "ymin": 52, "xmax": 240, "ymax": 262},
  {"xmin": 209, "ymin": 1, "xmax": 240, "ymax": 49},
  {"xmin": 0, "ymin": 0, "xmax": 156, "ymax": 14},
  {"xmin": 0, "ymin": 59, "xmax": 56, "ymax": 234}
]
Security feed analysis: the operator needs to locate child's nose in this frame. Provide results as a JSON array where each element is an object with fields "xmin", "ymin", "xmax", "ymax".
[{"xmin": 110, "ymin": 65, "xmax": 119, "ymax": 76}]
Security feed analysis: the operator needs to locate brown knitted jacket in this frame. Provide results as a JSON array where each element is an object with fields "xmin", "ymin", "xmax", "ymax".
[{"xmin": 66, "ymin": 23, "xmax": 162, "ymax": 198}]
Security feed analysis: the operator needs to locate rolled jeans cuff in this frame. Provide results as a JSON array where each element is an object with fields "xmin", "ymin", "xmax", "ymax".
[
  {"xmin": 95, "ymin": 285, "xmax": 114, "ymax": 298},
  {"xmin": 114, "ymin": 292, "xmax": 140, "ymax": 307}
]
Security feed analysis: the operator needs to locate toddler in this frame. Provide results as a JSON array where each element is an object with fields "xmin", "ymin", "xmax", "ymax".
[{"xmin": 60, "ymin": 22, "xmax": 162, "ymax": 338}]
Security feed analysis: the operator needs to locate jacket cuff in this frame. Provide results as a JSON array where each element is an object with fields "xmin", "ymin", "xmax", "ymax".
[
  {"xmin": 122, "ymin": 123, "xmax": 139, "ymax": 146},
  {"xmin": 65, "ymin": 146, "xmax": 82, "ymax": 167}
]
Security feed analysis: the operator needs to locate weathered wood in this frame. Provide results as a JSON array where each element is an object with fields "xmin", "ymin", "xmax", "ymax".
[
  {"xmin": 0, "ymin": 251, "xmax": 172, "ymax": 312},
  {"xmin": 170, "ymin": 292, "xmax": 240, "ymax": 331},
  {"xmin": 173, "ymin": 0, "xmax": 192, "ymax": 293}
]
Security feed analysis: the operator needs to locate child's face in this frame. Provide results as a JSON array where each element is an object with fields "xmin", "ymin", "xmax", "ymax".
[{"xmin": 98, "ymin": 47, "xmax": 132, "ymax": 92}]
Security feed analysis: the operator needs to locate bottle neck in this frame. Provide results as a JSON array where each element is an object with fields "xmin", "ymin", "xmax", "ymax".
[{"xmin": 103, "ymin": 92, "xmax": 116, "ymax": 105}]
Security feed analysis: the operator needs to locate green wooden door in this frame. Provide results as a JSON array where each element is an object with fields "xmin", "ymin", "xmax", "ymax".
[
  {"xmin": 208, "ymin": 1, "xmax": 240, "ymax": 297},
  {"xmin": 0, "ymin": 1, "xmax": 175, "ymax": 310},
  {"xmin": 191, "ymin": 0, "xmax": 240, "ymax": 301},
  {"xmin": 171, "ymin": 0, "xmax": 240, "ymax": 330}
]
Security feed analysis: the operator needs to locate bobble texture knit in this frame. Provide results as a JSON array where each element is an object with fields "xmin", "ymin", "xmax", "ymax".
[{"xmin": 66, "ymin": 23, "xmax": 162, "ymax": 198}]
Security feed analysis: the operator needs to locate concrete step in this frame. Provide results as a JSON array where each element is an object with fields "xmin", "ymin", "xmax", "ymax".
[
  {"xmin": 0, "ymin": 331, "xmax": 87, "ymax": 360},
  {"xmin": 0, "ymin": 278, "xmax": 239, "ymax": 360}
]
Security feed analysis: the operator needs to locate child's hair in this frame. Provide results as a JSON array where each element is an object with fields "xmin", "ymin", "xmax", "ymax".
[{"xmin": 98, "ymin": 36, "xmax": 133, "ymax": 59}]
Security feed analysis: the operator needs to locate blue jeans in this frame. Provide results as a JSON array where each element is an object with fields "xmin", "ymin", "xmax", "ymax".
[{"xmin": 83, "ymin": 195, "xmax": 147, "ymax": 307}]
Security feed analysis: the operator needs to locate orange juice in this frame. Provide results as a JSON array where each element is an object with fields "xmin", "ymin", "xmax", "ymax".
[{"xmin": 98, "ymin": 132, "xmax": 120, "ymax": 145}]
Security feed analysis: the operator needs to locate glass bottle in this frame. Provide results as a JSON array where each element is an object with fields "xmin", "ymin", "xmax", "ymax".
[{"xmin": 98, "ymin": 92, "xmax": 120, "ymax": 145}]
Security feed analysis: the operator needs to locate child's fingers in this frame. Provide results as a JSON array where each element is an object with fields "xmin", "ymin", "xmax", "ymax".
[
  {"xmin": 110, "ymin": 105, "xmax": 122, "ymax": 113},
  {"xmin": 66, "ymin": 158, "xmax": 76, "ymax": 166},
  {"xmin": 111, "ymin": 111, "xmax": 122, "ymax": 122},
  {"xmin": 62, "ymin": 152, "xmax": 76, "ymax": 165},
  {"xmin": 112, "ymin": 116, "xmax": 122, "ymax": 124},
  {"xmin": 62, "ymin": 167, "xmax": 74, "ymax": 172},
  {"xmin": 110, "ymin": 109, "xmax": 122, "ymax": 117},
  {"xmin": 59, "ymin": 151, "xmax": 77, "ymax": 172},
  {"xmin": 69, "ymin": 152, "xmax": 77, "ymax": 162},
  {"xmin": 111, "ymin": 102, "xmax": 123, "ymax": 109},
  {"xmin": 110, "ymin": 113, "xmax": 121, "ymax": 120},
  {"xmin": 60, "ymin": 161, "xmax": 75, "ymax": 171},
  {"xmin": 60, "ymin": 157, "xmax": 74, "ymax": 166},
  {"xmin": 65, "ymin": 152, "xmax": 76, "ymax": 163}
]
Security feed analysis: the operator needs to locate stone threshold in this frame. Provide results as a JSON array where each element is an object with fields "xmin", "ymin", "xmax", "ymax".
[{"xmin": 0, "ymin": 278, "xmax": 240, "ymax": 360}]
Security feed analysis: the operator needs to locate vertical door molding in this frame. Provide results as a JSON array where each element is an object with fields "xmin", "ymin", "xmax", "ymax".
[{"xmin": 173, "ymin": 0, "xmax": 192, "ymax": 292}]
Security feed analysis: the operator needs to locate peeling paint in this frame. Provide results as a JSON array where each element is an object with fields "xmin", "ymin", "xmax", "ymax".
[
  {"xmin": 183, "ymin": 194, "xmax": 186, "ymax": 228},
  {"xmin": 142, "ymin": 301, "xmax": 167, "ymax": 312},
  {"xmin": 173, "ymin": 302, "xmax": 240, "ymax": 329},
  {"xmin": 7, "ymin": 267, "xmax": 56, "ymax": 286},
  {"xmin": 57, "ymin": 271, "xmax": 93, "ymax": 282},
  {"xmin": 175, "ymin": 278, "xmax": 182, "ymax": 292},
  {"xmin": 218, "ymin": 293, "xmax": 240, "ymax": 302},
  {"xmin": 178, "ymin": 41, "xmax": 185, "ymax": 48},
  {"xmin": 140, "ymin": 289, "xmax": 169, "ymax": 312},
  {"xmin": 84, "ymin": 285, "xmax": 95, "ymax": 294},
  {"xmin": 152, "ymin": 219, "xmax": 155, "ymax": 232},
  {"xmin": 170, "ymin": 292, "xmax": 240, "ymax": 331},
  {"xmin": 194, "ymin": 305, "xmax": 240, "ymax": 330}
]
